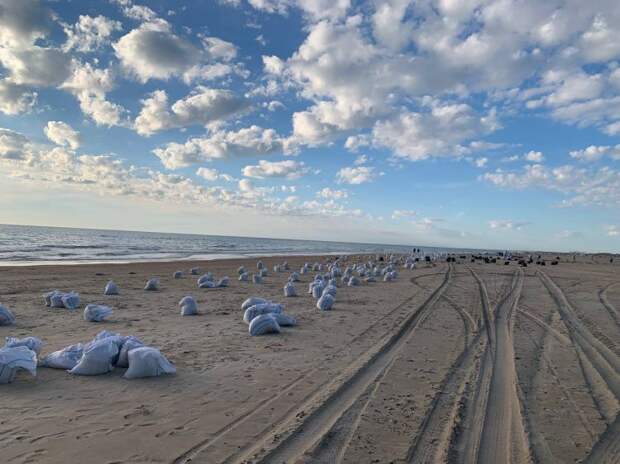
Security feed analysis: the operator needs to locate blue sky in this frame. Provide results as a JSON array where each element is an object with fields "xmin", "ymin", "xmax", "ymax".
[{"xmin": 0, "ymin": 0, "xmax": 619, "ymax": 252}]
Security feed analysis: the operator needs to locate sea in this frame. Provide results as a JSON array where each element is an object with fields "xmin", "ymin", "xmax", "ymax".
[{"xmin": 0, "ymin": 224, "xmax": 478, "ymax": 265}]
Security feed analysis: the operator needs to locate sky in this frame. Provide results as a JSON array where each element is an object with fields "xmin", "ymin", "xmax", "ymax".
[{"xmin": 0, "ymin": 0, "xmax": 619, "ymax": 252}]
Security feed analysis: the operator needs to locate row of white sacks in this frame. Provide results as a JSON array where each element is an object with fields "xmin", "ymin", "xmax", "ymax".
[{"xmin": 0, "ymin": 330, "xmax": 175, "ymax": 384}]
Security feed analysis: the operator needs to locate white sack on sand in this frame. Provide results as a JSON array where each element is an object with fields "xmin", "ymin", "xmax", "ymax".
[
  {"xmin": 4, "ymin": 336, "xmax": 43, "ymax": 355},
  {"xmin": 179, "ymin": 296, "xmax": 198, "ymax": 316},
  {"xmin": 0, "ymin": 346, "xmax": 37, "ymax": 384},
  {"xmin": 248, "ymin": 314, "xmax": 281, "ymax": 336},
  {"xmin": 84, "ymin": 304, "xmax": 113, "ymax": 322},
  {"xmin": 123, "ymin": 347, "xmax": 176, "ymax": 379},
  {"xmin": 42, "ymin": 343, "xmax": 84, "ymax": 370},
  {"xmin": 0, "ymin": 304, "xmax": 16, "ymax": 326},
  {"xmin": 317, "ymin": 294, "xmax": 334, "ymax": 310},
  {"xmin": 104, "ymin": 281, "xmax": 119, "ymax": 295}
]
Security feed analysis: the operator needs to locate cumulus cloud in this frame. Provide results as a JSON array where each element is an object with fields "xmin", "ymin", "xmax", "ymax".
[
  {"xmin": 44, "ymin": 121, "xmax": 81, "ymax": 150},
  {"xmin": 134, "ymin": 87, "xmax": 249, "ymax": 136},
  {"xmin": 202, "ymin": 36, "xmax": 237, "ymax": 61},
  {"xmin": 242, "ymin": 159, "xmax": 309, "ymax": 179},
  {"xmin": 0, "ymin": 126, "xmax": 363, "ymax": 219},
  {"xmin": 317, "ymin": 187, "xmax": 348, "ymax": 200},
  {"xmin": 0, "ymin": 46, "xmax": 72, "ymax": 87},
  {"xmin": 63, "ymin": 15, "xmax": 122, "ymax": 52},
  {"xmin": 196, "ymin": 167, "xmax": 234, "ymax": 182},
  {"xmin": 115, "ymin": 1, "xmax": 157, "ymax": 22},
  {"xmin": 0, "ymin": 79, "xmax": 37, "ymax": 115},
  {"xmin": 337, "ymin": 165, "xmax": 376, "ymax": 184},
  {"xmin": 569, "ymin": 145, "xmax": 620, "ymax": 162},
  {"xmin": 256, "ymin": 0, "xmax": 620, "ymax": 159},
  {"xmin": 61, "ymin": 62, "xmax": 128, "ymax": 127},
  {"xmin": 152, "ymin": 125, "xmax": 289, "ymax": 169},
  {"xmin": 345, "ymin": 134, "xmax": 371, "ymax": 152},
  {"xmin": 0, "ymin": 128, "xmax": 31, "ymax": 160},
  {"xmin": 482, "ymin": 163, "xmax": 620, "ymax": 207},
  {"xmin": 474, "ymin": 157, "xmax": 488, "ymax": 168},
  {"xmin": 523, "ymin": 151, "xmax": 544, "ymax": 162},
  {"xmin": 113, "ymin": 19, "xmax": 241, "ymax": 85},
  {"xmin": 237, "ymin": 0, "xmax": 350, "ymax": 21},
  {"xmin": 353, "ymin": 154, "xmax": 369, "ymax": 166},
  {"xmin": 113, "ymin": 20, "xmax": 201, "ymax": 82},
  {"xmin": 373, "ymin": 104, "xmax": 499, "ymax": 161},
  {"xmin": 0, "ymin": 0, "xmax": 53, "ymax": 48}
]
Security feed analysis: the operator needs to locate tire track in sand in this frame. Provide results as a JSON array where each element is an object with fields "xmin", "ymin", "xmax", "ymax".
[
  {"xmin": 229, "ymin": 265, "xmax": 454, "ymax": 464},
  {"xmin": 451, "ymin": 268, "xmax": 497, "ymax": 464},
  {"xmin": 599, "ymin": 283, "xmax": 620, "ymax": 329},
  {"xmin": 539, "ymin": 271, "xmax": 620, "ymax": 464},
  {"xmin": 172, "ymin": 268, "xmax": 445, "ymax": 464},
  {"xmin": 538, "ymin": 271, "xmax": 620, "ymax": 398},
  {"xmin": 476, "ymin": 269, "xmax": 531, "ymax": 464},
  {"xmin": 403, "ymin": 268, "xmax": 489, "ymax": 464}
]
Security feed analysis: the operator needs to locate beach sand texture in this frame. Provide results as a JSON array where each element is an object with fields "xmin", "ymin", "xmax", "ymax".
[{"xmin": 0, "ymin": 255, "xmax": 619, "ymax": 464}]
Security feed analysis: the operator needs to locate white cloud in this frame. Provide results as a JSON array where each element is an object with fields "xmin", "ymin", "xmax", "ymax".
[
  {"xmin": 392, "ymin": 209, "xmax": 417, "ymax": 220},
  {"xmin": 337, "ymin": 165, "xmax": 376, "ymax": 184},
  {"xmin": 482, "ymin": 163, "xmax": 620, "ymax": 207},
  {"xmin": 354, "ymin": 154, "xmax": 369, "ymax": 165},
  {"xmin": 201, "ymin": 36, "xmax": 237, "ymax": 61},
  {"xmin": 0, "ymin": 127, "xmax": 365, "ymax": 220},
  {"xmin": 524, "ymin": 150, "xmax": 544, "ymax": 162},
  {"xmin": 0, "ymin": 0, "xmax": 53, "ymax": 48},
  {"xmin": 0, "ymin": 128, "xmax": 31, "ymax": 160},
  {"xmin": 0, "ymin": 46, "xmax": 72, "ymax": 87},
  {"xmin": 242, "ymin": 159, "xmax": 309, "ymax": 179},
  {"xmin": 113, "ymin": 20, "xmax": 200, "ymax": 82},
  {"xmin": 196, "ymin": 167, "xmax": 234, "ymax": 182},
  {"xmin": 113, "ymin": 20, "xmax": 241, "ymax": 85},
  {"xmin": 373, "ymin": 104, "xmax": 498, "ymax": 161},
  {"xmin": 134, "ymin": 87, "xmax": 249, "ymax": 136},
  {"xmin": 0, "ymin": 79, "xmax": 36, "ymax": 115},
  {"xmin": 44, "ymin": 121, "xmax": 81, "ymax": 150},
  {"xmin": 488, "ymin": 219, "xmax": 530, "ymax": 231},
  {"xmin": 152, "ymin": 125, "xmax": 289, "ymax": 169},
  {"xmin": 345, "ymin": 134, "xmax": 371, "ymax": 152},
  {"xmin": 61, "ymin": 62, "xmax": 128, "ymax": 127},
  {"xmin": 606, "ymin": 225, "xmax": 619, "ymax": 237},
  {"xmin": 242, "ymin": 0, "xmax": 350, "ymax": 21},
  {"xmin": 63, "ymin": 15, "xmax": 122, "ymax": 52},
  {"xmin": 569, "ymin": 145, "xmax": 620, "ymax": 162},
  {"xmin": 474, "ymin": 157, "xmax": 488, "ymax": 168},
  {"xmin": 117, "ymin": 1, "xmax": 158, "ymax": 22},
  {"xmin": 317, "ymin": 187, "xmax": 348, "ymax": 200}
]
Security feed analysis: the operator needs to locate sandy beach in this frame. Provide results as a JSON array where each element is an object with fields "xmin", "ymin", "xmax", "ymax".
[{"xmin": 0, "ymin": 254, "xmax": 619, "ymax": 464}]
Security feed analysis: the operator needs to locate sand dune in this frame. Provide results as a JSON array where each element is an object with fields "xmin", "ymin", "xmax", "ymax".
[{"xmin": 0, "ymin": 255, "xmax": 618, "ymax": 463}]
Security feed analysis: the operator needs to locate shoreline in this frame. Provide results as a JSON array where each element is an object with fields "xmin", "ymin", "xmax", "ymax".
[{"xmin": 0, "ymin": 251, "xmax": 363, "ymax": 267}]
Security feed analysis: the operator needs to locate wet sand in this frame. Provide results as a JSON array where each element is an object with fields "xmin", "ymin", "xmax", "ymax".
[{"xmin": 0, "ymin": 254, "xmax": 618, "ymax": 463}]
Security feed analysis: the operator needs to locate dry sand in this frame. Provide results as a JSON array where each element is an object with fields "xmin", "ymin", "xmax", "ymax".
[{"xmin": 0, "ymin": 254, "xmax": 619, "ymax": 464}]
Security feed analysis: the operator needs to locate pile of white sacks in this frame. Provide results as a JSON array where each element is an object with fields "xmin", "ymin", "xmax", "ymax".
[
  {"xmin": 308, "ymin": 274, "xmax": 337, "ymax": 310},
  {"xmin": 237, "ymin": 265, "xmax": 265, "ymax": 284},
  {"xmin": 197, "ymin": 272, "xmax": 229, "ymax": 289},
  {"xmin": 0, "ymin": 331, "xmax": 175, "ymax": 383},
  {"xmin": 273, "ymin": 261, "xmax": 290, "ymax": 273},
  {"xmin": 43, "ymin": 290, "xmax": 81, "ymax": 309},
  {"xmin": 241, "ymin": 297, "xmax": 296, "ymax": 336},
  {"xmin": 42, "ymin": 285, "xmax": 117, "ymax": 322}
]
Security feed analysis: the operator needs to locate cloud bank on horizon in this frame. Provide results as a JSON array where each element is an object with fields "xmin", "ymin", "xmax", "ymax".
[{"xmin": 0, "ymin": 0, "xmax": 619, "ymax": 252}]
